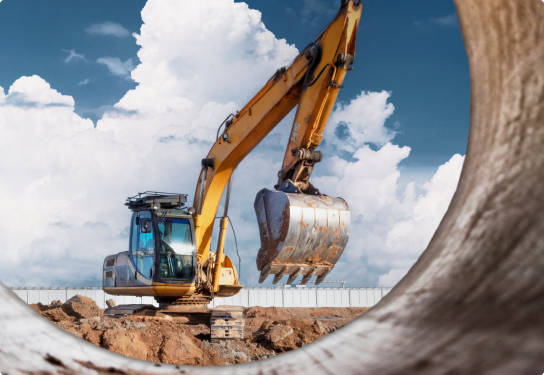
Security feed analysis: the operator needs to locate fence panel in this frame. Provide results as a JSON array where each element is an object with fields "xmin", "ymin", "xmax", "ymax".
[
  {"xmin": 141, "ymin": 296, "xmax": 157, "ymax": 307},
  {"xmin": 9, "ymin": 287, "xmax": 392, "ymax": 308},
  {"xmin": 373, "ymin": 289, "xmax": 383, "ymax": 304},
  {"xmin": 11, "ymin": 289, "xmax": 27, "ymax": 303}
]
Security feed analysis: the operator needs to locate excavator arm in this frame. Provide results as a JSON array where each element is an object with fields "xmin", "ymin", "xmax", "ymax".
[{"xmin": 192, "ymin": 0, "xmax": 362, "ymax": 293}]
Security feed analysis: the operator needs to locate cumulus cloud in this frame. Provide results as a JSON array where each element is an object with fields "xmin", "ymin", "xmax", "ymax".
[
  {"xmin": 430, "ymin": 14, "xmax": 458, "ymax": 26},
  {"xmin": 383, "ymin": 155, "xmax": 464, "ymax": 260},
  {"xmin": 97, "ymin": 57, "xmax": 134, "ymax": 78},
  {"xmin": 0, "ymin": 0, "xmax": 298, "ymax": 287},
  {"xmin": 86, "ymin": 22, "xmax": 130, "ymax": 37},
  {"xmin": 1, "ymin": 75, "xmax": 74, "ymax": 107},
  {"xmin": 78, "ymin": 79, "xmax": 90, "ymax": 86},
  {"xmin": 378, "ymin": 268, "xmax": 409, "ymax": 287},
  {"xmin": 0, "ymin": 0, "xmax": 464, "ymax": 289},
  {"xmin": 325, "ymin": 91, "xmax": 396, "ymax": 153},
  {"xmin": 316, "ymin": 150, "xmax": 464, "ymax": 287},
  {"xmin": 63, "ymin": 49, "xmax": 85, "ymax": 63},
  {"xmin": 311, "ymin": 87, "xmax": 464, "ymax": 287}
]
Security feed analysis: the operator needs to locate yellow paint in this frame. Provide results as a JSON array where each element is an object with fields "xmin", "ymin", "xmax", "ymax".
[{"xmin": 213, "ymin": 217, "xmax": 229, "ymax": 293}]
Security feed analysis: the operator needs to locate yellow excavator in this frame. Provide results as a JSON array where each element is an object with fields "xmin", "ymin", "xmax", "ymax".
[{"xmin": 102, "ymin": 0, "xmax": 361, "ymax": 337}]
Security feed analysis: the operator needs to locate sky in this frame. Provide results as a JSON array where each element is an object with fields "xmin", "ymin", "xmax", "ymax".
[{"xmin": 0, "ymin": 0, "xmax": 469, "ymax": 288}]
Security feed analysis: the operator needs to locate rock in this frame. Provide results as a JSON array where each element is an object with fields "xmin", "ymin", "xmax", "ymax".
[
  {"xmin": 84, "ymin": 330, "xmax": 103, "ymax": 346},
  {"xmin": 232, "ymin": 351, "xmax": 250, "ymax": 364},
  {"xmin": 40, "ymin": 308, "xmax": 76, "ymax": 323},
  {"xmin": 31, "ymin": 300, "xmax": 64, "ymax": 313},
  {"xmin": 126, "ymin": 321, "xmax": 147, "ymax": 329},
  {"xmin": 78, "ymin": 323, "xmax": 92, "ymax": 337},
  {"xmin": 50, "ymin": 300, "xmax": 63, "ymax": 308},
  {"xmin": 103, "ymin": 329, "xmax": 148, "ymax": 361},
  {"xmin": 313, "ymin": 319, "xmax": 327, "ymax": 334},
  {"xmin": 106, "ymin": 299, "xmax": 116, "ymax": 308},
  {"xmin": 265, "ymin": 324, "xmax": 293, "ymax": 343},
  {"xmin": 159, "ymin": 333, "xmax": 203, "ymax": 365},
  {"xmin": 62, "ymin": 295, "xmax": 102, "ymax": 319}
]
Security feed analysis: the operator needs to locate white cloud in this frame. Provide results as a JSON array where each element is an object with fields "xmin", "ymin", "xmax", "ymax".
[
  {"xmin": 4, "ymin": 75, "xmax": 74, "ymax": 106},
  {"xmin": 96, "ymin": 57, "xmax": 134, "ymax": 79},
  {"xmin": 383, "ymin": 154, "xmax": 464, "ymax": 260},
  {"xmin": 78, "ymin": 79, "xmax": 90, "ymax": 86},
  {"xmin": 378, "ymin": 268, "xmax": 409, "ymax": 287},
  {"xmin": 86, "ymin": 22, "xmax": 130, "ymax": 37},
  {"xmin": 318, "ymin": 151, "xmax": 464, "ymax": 288},
  {"xmin": 0, "ymin": 0, "xmax": 298, "ymax": 287},
  {"xmin": 63, "ymin": 49, "xmax": 85, "ymax": 63},
  {"xmin": 325, "ymin": 91, "xmax": 396, "ymax": 153},
  {"xmin": 430, "ymin": 14, "xmax": 458, "ymax": 26},
  {"xmin": 0, "ymin": 0, "xmax": 465, "ymax": 290},
  {"xmin": 312, "ymin": 88, "xmax": 464, "ymax": 287}
]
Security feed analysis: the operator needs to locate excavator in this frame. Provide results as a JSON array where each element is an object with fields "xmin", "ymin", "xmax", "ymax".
[{"xmin": 102, "ymin": 0, "xmax": 361, "ymax": 339}]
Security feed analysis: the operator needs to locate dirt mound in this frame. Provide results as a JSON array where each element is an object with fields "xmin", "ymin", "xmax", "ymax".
[
  {"xmin": 159, "ymin": 333, "xmax": 203, "ymax": 365},
  {"xmin": 39, "ymin": 308, "xmax": 76, "ymax": 323},
  {"xmin": 103, "ymin": 329, "xmax": 148, "ymax": 360},
  {"xmin": 30, "ymin": 300, "xmax": 63, "ymax": 312},
  {"xmin": 202, "ymin": 339, "xmax": 276, "ymax": 364},
  {"xmin": 36, "ymin": 306, "xmax": 366, "ymax": 366},
  {"xmin": 246, "ymin": 306, "xmax": 292, "ymax": 321},
  {"xmin": 244, "ymin": 306, "xmax": 293, "ymax": 330},
  {"xmin": 62, "ymin": 295, "xmax": 102, "ymax": 319},
  {"xmin": 252, "ymin": 319, "xmax": 331, "ymax": 352}
]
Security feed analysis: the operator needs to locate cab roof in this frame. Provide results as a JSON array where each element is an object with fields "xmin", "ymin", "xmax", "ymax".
[{"xmin": 125, "ymin": 191, "xmax": 188, "ymax": 211}]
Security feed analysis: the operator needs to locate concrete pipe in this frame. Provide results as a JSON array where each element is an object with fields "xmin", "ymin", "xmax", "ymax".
[{"xmin": 1, "ymin": 0, "xmax": 544, "ymax": 373}]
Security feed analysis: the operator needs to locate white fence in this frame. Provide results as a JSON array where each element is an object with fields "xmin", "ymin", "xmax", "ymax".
[{"xmin": 9, "ymin": 287, "xmax": 392, "ymax": 309}]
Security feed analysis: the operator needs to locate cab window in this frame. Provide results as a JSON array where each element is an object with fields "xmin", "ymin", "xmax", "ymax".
[
  {"xmin": 156, "ymin": 217, "xmax": 195, "ymax": 282},
  {"xmin": 129, "ymin": 211, "xmax": 155, "ymax": 280}
]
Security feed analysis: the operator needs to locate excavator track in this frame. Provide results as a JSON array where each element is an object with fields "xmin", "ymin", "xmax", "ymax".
[{"xmin": 210, "ymin": 305, "xmax": 244, "ymax": 340}]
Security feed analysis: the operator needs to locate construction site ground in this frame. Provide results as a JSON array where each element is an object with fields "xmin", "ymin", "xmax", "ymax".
[{"xmin": 31, "ymin": 294, "xmax": 369, "ymax": 366}]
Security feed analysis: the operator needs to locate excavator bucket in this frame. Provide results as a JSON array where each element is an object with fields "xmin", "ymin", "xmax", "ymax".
[{"xmin": 254, "ymin": 189, "xmax": 350, "ymax": 285}]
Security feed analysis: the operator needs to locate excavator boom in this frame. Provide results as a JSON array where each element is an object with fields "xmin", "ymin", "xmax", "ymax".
[{"xmin": 193, "ymin": 0, "xmax": 362, "ymax": 287}]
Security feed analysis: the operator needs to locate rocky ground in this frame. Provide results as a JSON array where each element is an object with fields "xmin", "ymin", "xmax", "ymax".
[{"xmin": 31, "ymin": 295, "xmax": 368, "ymax": 366}]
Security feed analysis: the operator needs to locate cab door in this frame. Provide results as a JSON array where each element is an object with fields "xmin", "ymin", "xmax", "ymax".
[{"xmin": 129, "ymin": 211, "xmax": 155, "ymax": 280}]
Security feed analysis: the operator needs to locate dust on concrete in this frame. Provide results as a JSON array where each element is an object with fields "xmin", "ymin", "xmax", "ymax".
[{"xmin": 34, "ymin": 295, "xmax": 369, "ymax": 366}]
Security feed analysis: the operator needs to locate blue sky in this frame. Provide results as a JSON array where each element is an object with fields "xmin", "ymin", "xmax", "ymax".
[
  {"xmin": 0, "ymin": 0, "xmax": 469, "ymax": 167},
  {"xmin": 0, "ymin": 0, "xmax": 468, "ymax": 288}
]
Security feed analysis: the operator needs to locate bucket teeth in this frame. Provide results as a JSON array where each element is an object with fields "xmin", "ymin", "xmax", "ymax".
[
  {"xmin": 272, "ymin": 267, "xmax": 288, "ymax": 284},
  {"xmin": 315, "ymin": 269, "xmax": 331, "ymax": 286},
  {"xmin": 259, "ymin": 264, "xmax": 272, "ymax": 284},
  {"xmin": 300, "ymin": 268, "xmax": 316, "ymax": 285},
  {"xmin": 286, "ymin": 267, "xmax": 303, "ymax": 285}
]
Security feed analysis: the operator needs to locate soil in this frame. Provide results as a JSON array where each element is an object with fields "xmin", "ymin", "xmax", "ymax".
[{"xmin": 35, "ymin": 296, "xmax": 369, "ymax": 366}]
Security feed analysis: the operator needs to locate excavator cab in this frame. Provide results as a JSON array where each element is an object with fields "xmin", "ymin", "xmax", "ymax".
[
  {"xmin": 102, "ymin": 192, "xmax": 239, "ymax": 300},
  {"xmin": 102, "ymin": 193, "xmax": 197, "ymax": 290},
  {"xmin": 130, "ymin": 210, "xmax": 195, "ymax": 283}
]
